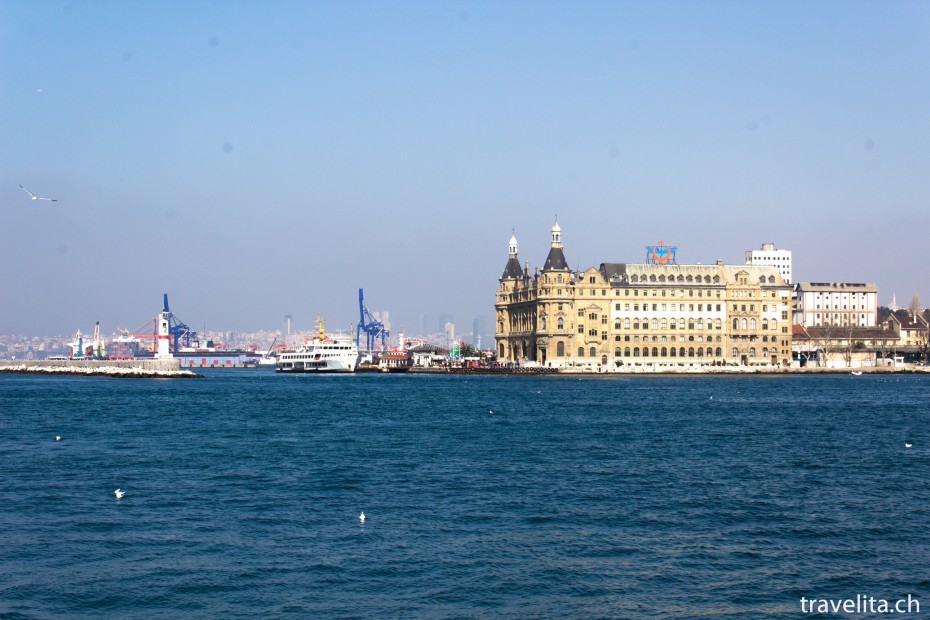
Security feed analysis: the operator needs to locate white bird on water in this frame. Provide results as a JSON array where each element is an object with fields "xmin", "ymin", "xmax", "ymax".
[
  {"xmin": 359, "ymin": 512, "xmax": 366, "ymax": 523},
  {"xmin": 55, "ymin": 435, "xmax": 61, "ymax": 441},
  {"xmin": 905, "ymin": 443, "xmax": 913, "ymax": 449},
  {"xmin": 114, "ymin": 489, "xmax": 125, "ymax": 499},
  {"xmin": 19, "ymin": 184, "xmax": 57, "ymax": 202}
]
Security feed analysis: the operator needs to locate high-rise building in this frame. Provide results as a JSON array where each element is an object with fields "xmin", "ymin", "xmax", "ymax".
[
  {"xmin": 745, "ymin": 242, "xmax": 792, "ymax": 284},
  {"xmin": 472, "ymin": 315, "xmax": 486, "ymax": 347}
]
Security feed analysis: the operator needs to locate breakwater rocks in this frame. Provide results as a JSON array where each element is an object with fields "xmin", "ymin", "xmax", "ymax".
[{"xmin": 0, "ymin": 359, "xmax": 202, "ymax": 378}]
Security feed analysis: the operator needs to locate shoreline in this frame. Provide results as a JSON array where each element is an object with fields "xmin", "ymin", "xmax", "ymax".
[{"xmin": 409, "ymin": 365, "xmax": 929, "ymax": 376}]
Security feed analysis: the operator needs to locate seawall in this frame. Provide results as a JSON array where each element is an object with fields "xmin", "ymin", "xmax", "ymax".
[{"xmin": 0, "ymin": 358, "xmax": 200, "ymax": 378}]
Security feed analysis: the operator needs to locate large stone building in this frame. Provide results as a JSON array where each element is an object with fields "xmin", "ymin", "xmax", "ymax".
[
  {"xmin": 793, "ymin": 282, "xmax": 878, "ymax": 327},
  {"xmin": 496, "ymin": 223, "xmax": 794, "ymax": 369}
]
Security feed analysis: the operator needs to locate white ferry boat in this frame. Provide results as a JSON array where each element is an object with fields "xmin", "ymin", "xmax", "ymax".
[{"xmin": 275, "ymin": 317, "xmax": 360, "ymax": 373}]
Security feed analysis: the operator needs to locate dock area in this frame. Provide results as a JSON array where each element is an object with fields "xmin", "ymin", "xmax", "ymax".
[{"xmin": 0, "ymin": 359, "xmax": 201, "ymax": 378}]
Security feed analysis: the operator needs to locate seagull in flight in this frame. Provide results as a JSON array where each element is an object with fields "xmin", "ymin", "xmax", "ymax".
[{"xmin": 19, "ymin": 184, "xmax": 57, "ymax": 202}]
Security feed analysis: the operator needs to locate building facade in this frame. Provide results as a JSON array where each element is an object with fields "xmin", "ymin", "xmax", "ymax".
[
  {"xmin": 496, "ymin": 224, "xmax": 794, "ymax": 369},
  {"xmin": 745, "ymin": 242, "xmax": 792, "ymax": 284},
  {"xmin": 793, "ymin": 282, "xmax": 878, "ymax": 327}
]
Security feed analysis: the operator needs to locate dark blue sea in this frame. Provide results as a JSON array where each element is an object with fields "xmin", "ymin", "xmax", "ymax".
[{"xmin": 1, "ymin": 371, "xmax": 928, "ymax": 619}]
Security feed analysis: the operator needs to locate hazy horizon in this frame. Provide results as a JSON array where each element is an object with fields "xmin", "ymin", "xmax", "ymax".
[{"xmin": 3, "ymin": 1, "xmax": 929, "ymax": 337}]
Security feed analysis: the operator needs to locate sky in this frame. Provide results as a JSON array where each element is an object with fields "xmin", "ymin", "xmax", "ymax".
[{"xmin": 2, "ymin": 0, "xmax": 929, "ymax": 340}]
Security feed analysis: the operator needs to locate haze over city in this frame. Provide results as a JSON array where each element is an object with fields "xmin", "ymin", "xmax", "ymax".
[{"xmin": 3, "ymin": 0, "xmax": 929, "ymax": 338}]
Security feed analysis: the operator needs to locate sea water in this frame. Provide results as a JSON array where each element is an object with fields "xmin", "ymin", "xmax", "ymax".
[{"xmin": 1, "ymin": 371, "xmax": 928, "ymax": 618}]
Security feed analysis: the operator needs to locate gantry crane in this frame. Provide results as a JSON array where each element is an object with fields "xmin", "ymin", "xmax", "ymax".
[{"xmin": 355, "ymin": 288, "xmax": 388, "ymax": 353}]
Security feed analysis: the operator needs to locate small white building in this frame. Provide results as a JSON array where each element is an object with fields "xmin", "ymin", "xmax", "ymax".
[{"xmin": 745, "ymin": 242, "xmax": 792, "ymax": 284}]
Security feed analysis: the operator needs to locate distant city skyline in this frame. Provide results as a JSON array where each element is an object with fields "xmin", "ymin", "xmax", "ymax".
[{"xmin": 3, "ymin": 1, "xmax": 929, "ymax": 336}]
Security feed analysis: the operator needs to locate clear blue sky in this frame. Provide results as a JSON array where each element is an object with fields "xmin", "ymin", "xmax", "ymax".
[{"xmin": 2, "ymin": 0, "xmax": 929, "ymax": 338}]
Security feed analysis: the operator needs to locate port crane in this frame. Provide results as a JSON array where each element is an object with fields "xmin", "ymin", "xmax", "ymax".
[
  {"xmin": 160, "ymin": 294, "xmax": 196, "ymax": 351},
  {"xmin": 120, "ymin": 294, "xmax": 197, "ymax": 354},
  {"xmin": 356, "ymin": 288, "xmax": 388, "ymax": 353}
]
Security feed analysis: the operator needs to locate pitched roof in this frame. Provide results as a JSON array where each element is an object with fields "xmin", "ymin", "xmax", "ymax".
[
  {"xmin": 500, "ymin": 257, "xmax": 523, "ymax": 280},
  {"xmin": 542, "ymin": 246, "xmax": 569, "ymax": 271}
]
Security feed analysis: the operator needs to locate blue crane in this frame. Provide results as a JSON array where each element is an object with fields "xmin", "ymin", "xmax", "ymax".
[
  {"xmin": 162, "ymin": 293, "xmax": 197, "ymax": 351},
  {"xmin": 356, "ymin": 288, "xmax": 388, "ymax": 353}
]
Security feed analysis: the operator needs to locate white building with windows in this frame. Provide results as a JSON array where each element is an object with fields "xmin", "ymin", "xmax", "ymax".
[
  {"xmin": 745, "ymin": 242, "xmax": 792, "ymax": 284},
  {"xmin": 793, "ymin": 282, "xmax": 878, "ymax": 327}
]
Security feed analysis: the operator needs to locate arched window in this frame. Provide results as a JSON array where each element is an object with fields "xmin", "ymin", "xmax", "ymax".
[
  {"xmin": 688, "ymin": 347, "xmax": 695, "ymax": 357},
  {"xmin": 642, "ymin": 347, "xmax": 649, "ymax": 357},
  {"xmin": 763, "ymin": 347, "xmax": 769, "ymax": 357},
  {"xmin": 750, "ymin": 318, "xmax": 756, "ymax": 330},
  {"xmin": 659, "ymin": 275, "xmax": 666, "ymax": 283},
  {"xmin": 705, "ymin": 276, "xmax": 712, "ymax": 283},
  {"xmin": 557, "ymin": 317, "xmax": 564, "ymax": 331},
  {"xmin": 661, "ymin": 347, "xmax": 668, "ymax": 356},
  {"xmin": 624, "ymin": 318, "xmax": 631, "ymax": 329},
  {"xmin": 556, "ymin": 341, "xmax": 564, "ymax": 357},
  {"xmin": 749, "ymin": 347, "xmax": 756, "ymax": 357},
  {"xmin": 762, "ymin": 319, "xmax": 768, "ymax": 330},
  {"xmin": 499, "ymin": 344, "xmax": 504, "ymax": 358},
  {"xmin": 614, "ymin": 347, "xmax": 621, "ymax": 357},
  {"xmin": 590, "ymin": 347, "xmax": 596, "ymax": 357},
  {"xmin": 688, "ymin": 319, "xmax": 695, "ymax": 330},
  {"xmin": 541, "ymin": 317, "xmax": 547, "ymax": 330},
  {"xmin": 713, "ymin": 276, "xmax": 720, "ymax": 283},
  {"xmin": 624, "ymin": 347, "xmax": 630, "ymax": 356},
  {"xmin": 650, "ymin": 275, "xmax": 657, "ymax": 282},
  {"xmin": 741, "ymin": 318, "xmax": 748, "ymax": 330},
  {"xmin": 670, "ymin": 347, "xmax": 677, "ymax": 357},
  {"xmin": 732, "ymin": 347, "xmax": 739, "ymax": 357},
  {"xmin": 733, "ymin": 318, "xmax": 739, "ymax": 330},
  {"xmin": 670, "ymin": 319, "xmax": 677, "ymax": 330},
  {"xmin": 759, "ymin": 276, "xmax": 766, "ymax": 284},
  {"xmin": 697, "ymin": 347, "xmax": 704, "ymax": 357},
  {"xmin": 578, "ymin": 347, "xmax": 584, "ymax": 357},
  {"xmin": 679, "ymin": 347, "xmax": 686, "ymax": 357},
  {"xmin": 771, "ymin": 320, "xmax": 777, "ymax": 331},
  {"xmin": 631, "ymin": 275, "xmax": 639, "ymax": 283},
  {"xmin": 633, "ymin": 319, "xmax": 640, "ymax": 330},
  {"xmin": 614, "ymin": 319, "xmax": 621, "ymax": 329},
  {"xmin": 633, "ymin": 347, "xmax": 640, "ymax": 357},
  {"xmin": 661, "ymin": 318, "xmax": 668, "ymax": 329},
  {"xmin": 642, "ymin": 320, "xmax": 649, "ymax": 331},
  {"xmin": 697, "ymin": 319, "xmax": 704, "ymax": 330},
  {"xmin": 678, "ymin": 275, "xmax": 685, "ymax": 283},
  {"xmin": 716, "ymin": 347, "xmax": 722, "ymax": 357},
  {"xmin": 652, "ymin": 319, "xmax": 658, "ymax": 330},
  {"xmin": 652, "ymin": 347, "xmax": 658, "ymax": 357}
]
